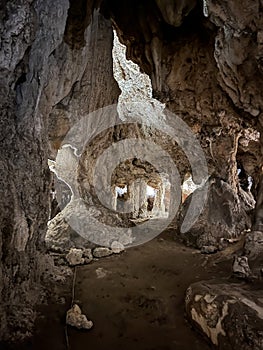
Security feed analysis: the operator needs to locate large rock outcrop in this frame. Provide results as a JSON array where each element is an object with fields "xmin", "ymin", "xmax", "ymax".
[
  {"xmin": 178, "ymin": 177, "xmax": 254, "ymax": 249},
  {"xmin": 0, "ymin": 0, "xmax": 119, "ymax": 342},
  {"xmin": 185, "ymin": 281, "xmax": 263, "ymax": 349}
]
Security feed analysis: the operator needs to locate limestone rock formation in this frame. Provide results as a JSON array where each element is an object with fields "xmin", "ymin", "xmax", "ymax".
[
  {"xmin": 93, "ymin": 247, "xmax": 113, "ymax": 258},
  {"xmin": 103, "ymin": 2, "xmax": 263, "ymax": 347},
  {"xmin": 1, "ymin": 0, "xmax": 263, "ymax": 346},
  {"xmin": 83, "ymin": 248, "xmax": 93, "ymax": 264},
  {"xmin": 232, "ymin": 256, "xmax": 252, "ymax": 279},
  {"xmin": 206, "ymin": 0, "xmax": 263, "ymax": 117},
  {"xmin": 45, "ymin": 198, "xmax": 134, "ymax": 251},
  {"xmin": 104, "ymin": 0, "xmax": 261, "ymax": 242},
  {"xmin": 111, "ymin": 241, "xmax": 125, "ymax": 254},
  {"xmin": 66, "ymin": 248, "xmax": 85, "ymax": 266},
  {"xmin": 178, "ymin": 178, "xmax": 253, "ymax": 249},
  {"xmin": 244, "ymin": 231, "xmax": 263, "ymax": 258},
  {"xmin": 0, "ymin": 0, "xmax": 119, "ymax": 342},
  {"xmin": 185, "ymin": 281, "xmax": 263, "ymax": 349},
  {"xmin": 243, "ymin": 231, "xmax": 263, "ymax": 279}
]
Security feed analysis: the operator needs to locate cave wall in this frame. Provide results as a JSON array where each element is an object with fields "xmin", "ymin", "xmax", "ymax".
[
  {"xmin": 0, "ymin": 0, "xmax": 119, "ymax": 341},
  {"xmin": 1, "ymin": 0, "xmax": 263, "ymax": 343},
  {"xmin": 100, "ymin": 1, "xmax": 263, "ymax": 346},
  {"xmin": 103, "ymin": 0, "xmax": 262, "ymax": 180},
  {"xmin": 103, "ymin": 0, "xmax": 262, "ymax": 243}
]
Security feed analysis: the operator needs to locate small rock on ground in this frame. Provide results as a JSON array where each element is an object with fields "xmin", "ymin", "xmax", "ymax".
[
  {"xmin": 66, "ymin": 248, "xmax": 85, "ymax": 266},
  {"xmin": 83, "ymin": 248, "xmax": 93, "ymax": 264},
  {"xmin": 66, "ymin": 304, "xmax": 93, "ymax": 330},
  {"xmin": 200, "ymin": 245, "xmax": 218, "ymax": 254},
  {"xmin": 232, "ymin": 256, "xmax": 251, "ymax": 278},
  {"xmin": 93, "ymin": 247, "xmax": 112, "ymax": 258},
  {"xmin": 111, "ymin": 241, "xmax": 125, "ymax": 254}
]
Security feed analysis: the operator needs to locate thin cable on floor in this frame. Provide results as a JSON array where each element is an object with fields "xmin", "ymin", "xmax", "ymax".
[
  {"xmin": 65, "ymin": 266, "xmax": 77, "ymax": 349},
  {"xmin": 65, "ymin": 325, "xmax": 70, "ymax": 350},
  {"xmin": 71, "ymin": 266, "xmax": 77, "ymax": 307}
]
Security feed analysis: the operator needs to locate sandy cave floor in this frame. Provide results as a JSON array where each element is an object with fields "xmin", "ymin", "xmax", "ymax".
[{"xmin": 19, "ymin": 230, "xmax": 240, "ymax": 350}]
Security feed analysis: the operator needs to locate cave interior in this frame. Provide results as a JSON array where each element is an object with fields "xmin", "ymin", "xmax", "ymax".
[{"xmin": 1, "ymin": 0, "xmax": 263, "ymax": 349}]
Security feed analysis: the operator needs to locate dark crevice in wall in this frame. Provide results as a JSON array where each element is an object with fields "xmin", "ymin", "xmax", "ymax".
[{"xmin": 63, "ymin": 0, "xmax": 100, "ymax": 49}]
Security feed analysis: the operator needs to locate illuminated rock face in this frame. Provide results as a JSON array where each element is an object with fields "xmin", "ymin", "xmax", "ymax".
[
  {"xmin": 0, "ymin": 0, "xmax": 263, "ymax": 345},
  {"xmin": 103, "ymin": 0, "xmax": 261, "ymax": 246}
]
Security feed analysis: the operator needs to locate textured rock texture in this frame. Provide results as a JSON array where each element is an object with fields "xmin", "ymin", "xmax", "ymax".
[
  {"xmin": 0, "ymin": 0, "xmax": 68, "ymax": 341},
  {"xmin": 66, "ymin": 304, "xmax": 93, "ymax": 330},
  {"xmin": 0, "ymin": 0, "xmax": 119, "ymax": 342},
  {"xmin": 65, "ymin": 248, "xmax": 85, "ymax": 266},
  {"xmin": 103, "ymin": 0, "xmax": 262, "ymax": 243},
  {"xmin": 178, "ymin": 177, "xmax": 253, "ymax": 249},
  {"xmin": 102, "ymin": 1, "xmax": 263, "ymax": 347},
  {"xmin": 1, "ymin": 0, "xmax": 263, "ymax": 345},
  {"xmin": 232, "ymin": 256, "xmax": 252, "ymax": 279},
  {"xmin": 45, "ymin": 198, "xmax": 133, "ymax": 250},
  {"xmin": 243, "ymin": 230, "xmax": 263, "ymax": 279},
  {"xmin": 207, "ymin": 0, "xmax": 263, "ymax": 117},
  {"xmin": 185, "ymin": 281, "xmax": 263, "ymax": 349}
]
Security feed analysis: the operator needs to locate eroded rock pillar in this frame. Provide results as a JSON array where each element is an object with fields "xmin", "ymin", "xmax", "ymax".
[
  {"xmin": 129, "ymin": 180, "xmax": 148, "ymax": 218},
  {"xmin": 152, "ymin": 182, "xmax": 166, "ymax": 217}
]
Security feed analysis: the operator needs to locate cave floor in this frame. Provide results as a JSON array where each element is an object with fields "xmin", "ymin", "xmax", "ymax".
[{"xmin": 30, "ymin": 231, "xmax": 237, "ymax": 350}]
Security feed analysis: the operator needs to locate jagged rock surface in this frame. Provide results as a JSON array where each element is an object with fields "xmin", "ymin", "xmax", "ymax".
[
  {"xmin": 66, "ymin": 304, "xmax": 93, "ymax": 330},
  {"xmin": 93, "ymin": 247, "xmax": 113, "ymax": 258},
  {"xmin": 45, "ymin": 199, "xmax": 133, "ymax": 251},
  {"xmin": 0, "ymin": 0, "xmax": 119, "ymax": 342},
  {"xmin": 243, "ymin": 231, "xmax": 263, "ymax": 278},
  {"xmin": 232, "ymin": 256, "xmax": 252, "ymax": 279},
  {"xmin": 1, "ymin": 0, "xmax": 263, "ymax": 345},
  {"xmin": 178, "ymin": 178, "xmax": 252, "ymax": 249},
  {"xmin": 104, "ymin": 0, "xmax": 262, "ymax": 245},
  {"xmin": 185, "ymin": 281, "xmax": 263, "ymax": 349},
  {"xmin": 66, "ymin": 248, "xmax": 85, "ymax": 266}
]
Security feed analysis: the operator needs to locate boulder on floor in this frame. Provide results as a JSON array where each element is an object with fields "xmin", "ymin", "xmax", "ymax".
[
  {"xmin": 243, "ymin": 231, "xmax": 263, "ymax": 278},
  {"xmin": 93, "ymin": 247, "xmax": 113, "ymax": 258},
  {"xmin": 185, "ymin": 281, "xmax": 263, "ymax": 349},
  {"xmin": 232, "ymin": 256, "xmax": 252, "ymax": 279},
  {"xmin": 45, "ymin": 199, "xmax": 133, "ymax": 253},
  {"xmin": 178, "ymin": 178, "xmax": 253, "ymax": 250}
]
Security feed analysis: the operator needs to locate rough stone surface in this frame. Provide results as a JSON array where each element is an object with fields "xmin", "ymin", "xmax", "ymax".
[
  {"xmin": 106, "ymin": 0, "xmax": 262, "ymax": 176},
  {"xmin": 66, "ymin": 304, "xmax": 93, "ymax": 330},
  {"xmin": 0, "ymin": 0, "xmax": 69, "ymax": 341},
  {"xmin": 244, "ymin": 231, "xmax": 263, "ymax": 258},
  {"xmin": 93, "ymin": 247, "xmax": 113, "ymax": 258},
  {"xmin": 232, "ymin": 256, "xmax": 252, "ymax": 279},
  {"xmin": 111, "ymin": 241, "xmax": 125, "ymax": 254},
  {"xmin": 178, "ymin": 178, "xmax": 252, "ymax": 249},
  {"xmin": 2, "ymin": 0, "xmax": 263, "ymax": 344},
  {"xmin": 185, "ymin": 281, "xmax": 263, "ymax": 349},
  {"xmin": 0, "ymin": 1, "xmax": 120, "ymax": 341},
  {"xmin": 207, "ymin": 0, "xmax": 263, "ymax": 117},
  {"xmin": 45, "ymin": 199, "xmax": 134, "ymax": 251},
  {"xmin": 243, "ymin": 231, "xmax": 263, "ymax": 278},
  {"xmin": 200, "ymin": 245, "xmax": 218, "ymax": 254},
  {"xmin": 65, "ymin": 248, "xmax": 84, "ymax": 266},
  {"xmin": 83, "ymin": 248, "xmax": 93, "ymax": 264},
  {"xmin": 105, "ymin": 0, "xmax": 262, "ymax": 231}
]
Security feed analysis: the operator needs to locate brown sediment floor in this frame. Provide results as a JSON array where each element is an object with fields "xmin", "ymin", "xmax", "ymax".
[{"xmin": 29, "ymin": 231, "xmax": 235, "ymax": 350}]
